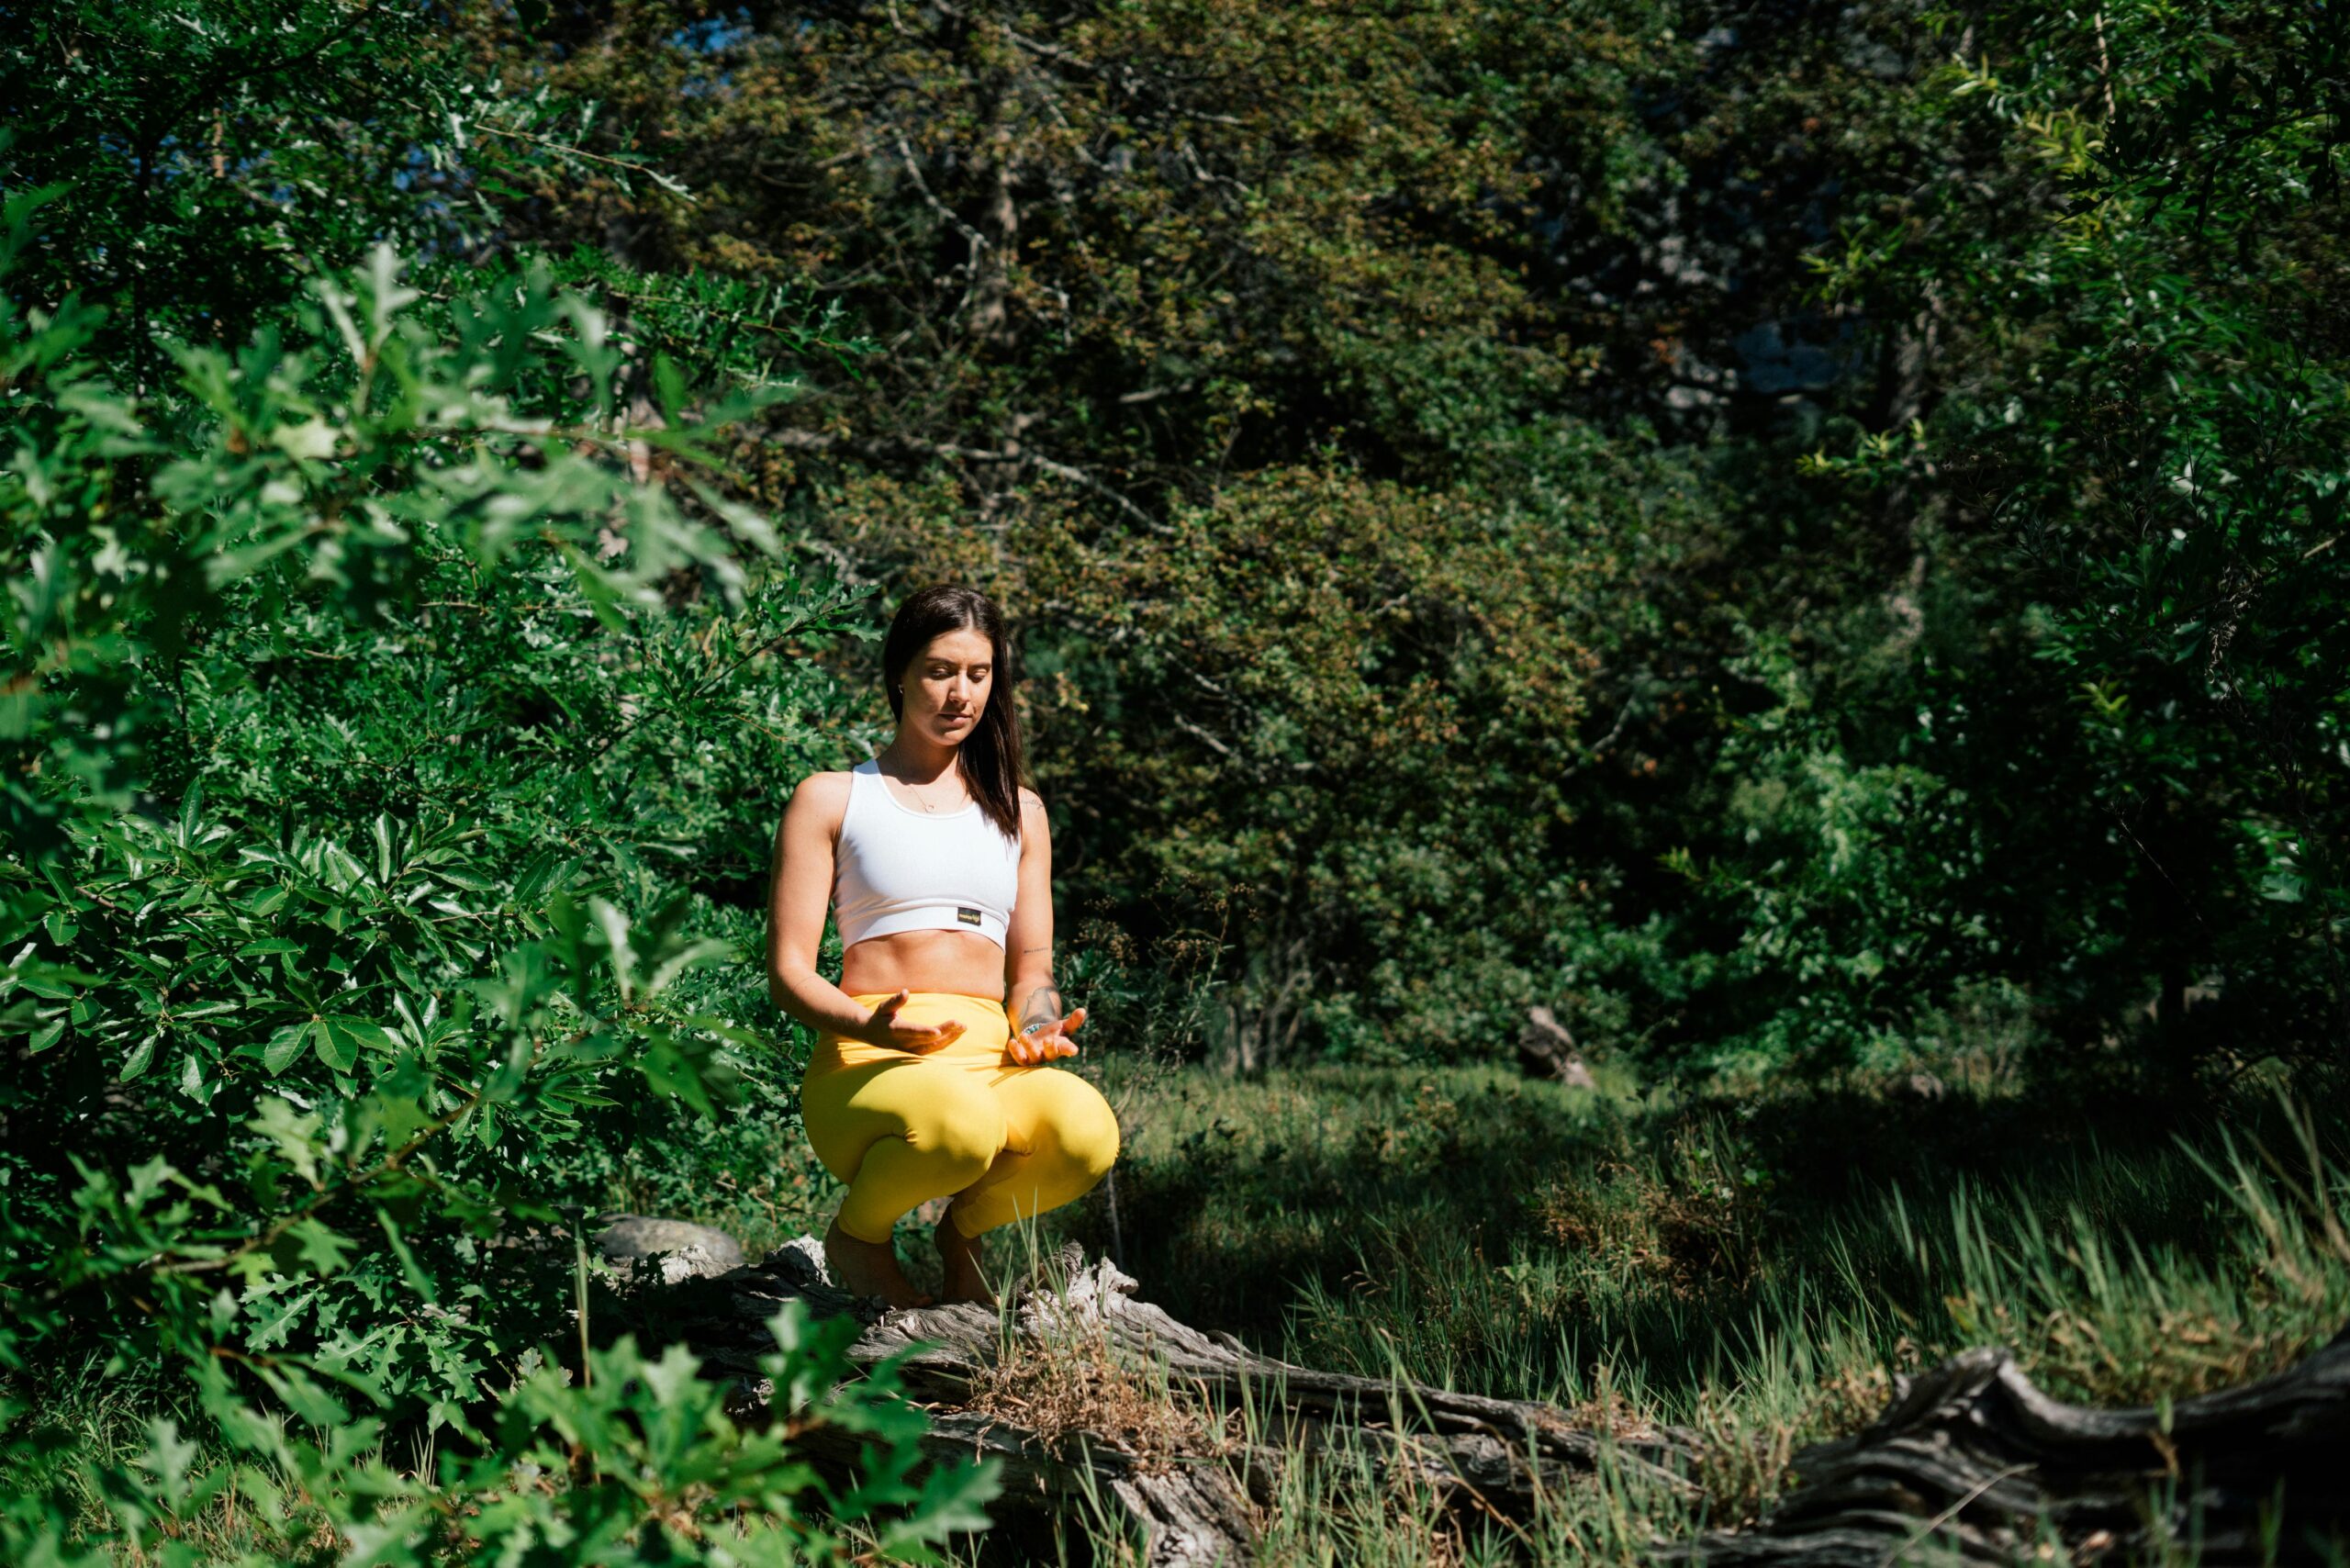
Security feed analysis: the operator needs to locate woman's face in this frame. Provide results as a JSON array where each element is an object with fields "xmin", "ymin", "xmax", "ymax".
[{"xmin": 898, "ymin": 626, "xmax": 994, "ymax": 745}]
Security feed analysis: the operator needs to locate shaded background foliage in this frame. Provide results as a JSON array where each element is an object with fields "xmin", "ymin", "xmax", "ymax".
[
  {"xmin": 4, "ymin": 0, "xmax": 2348, "ymax": 1557},
  {"xmin": 476, "ymin": 0, "xmax": 2349, "ymax": 1078}
]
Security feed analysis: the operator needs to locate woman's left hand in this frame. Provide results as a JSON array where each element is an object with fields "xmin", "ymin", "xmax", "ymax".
[{"xmin": 1008, "ymin": 1006, "xmax": 1086, "ymax": 1065}]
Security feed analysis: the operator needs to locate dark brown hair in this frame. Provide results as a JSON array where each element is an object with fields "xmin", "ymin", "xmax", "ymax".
[{"xmin": 882, "ymin": 585, "xmax": 1025, "ymax": 840}]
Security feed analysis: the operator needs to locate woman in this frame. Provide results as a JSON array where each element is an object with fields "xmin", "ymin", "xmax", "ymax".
[{"xmin": 766, "ymin": 585, "xmax": 1120, "ymax": 1307}]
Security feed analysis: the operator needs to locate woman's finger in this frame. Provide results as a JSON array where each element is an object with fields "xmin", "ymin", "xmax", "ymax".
[{"xmin": 1058, "ymin": 1006, "xmax": 1088, "ymax": 1035}]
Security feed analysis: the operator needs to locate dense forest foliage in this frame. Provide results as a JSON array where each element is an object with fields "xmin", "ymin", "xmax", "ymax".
[
  {"xmin": 3, "ymin": 0, "xmax": 2345, "ymax": 1559},
  {"xmin": 463, "ymin": 0, "xmax": 2348, "ymax": 1081}
]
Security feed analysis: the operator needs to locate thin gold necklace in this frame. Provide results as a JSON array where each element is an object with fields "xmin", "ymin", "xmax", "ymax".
[{"xmin": 887, "ymin": 762, "xmax": 956, "ymax": 813}]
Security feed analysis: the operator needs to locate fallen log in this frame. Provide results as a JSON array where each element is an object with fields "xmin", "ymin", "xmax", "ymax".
[
  {"xmin": 1684, "ymin": 1327, "xmax": 2350, "ymax": 1565},
  {"xmin": 655, "ymin": 1236, "xmax": 1694, "ymax": 1566}
]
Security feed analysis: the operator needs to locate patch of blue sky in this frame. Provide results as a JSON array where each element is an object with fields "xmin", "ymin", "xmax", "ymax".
[
  {"xmin": 668, "ymin": 9, "xmax": 755, "ymax": 55},
  {"xmin": 666, "ymin": 7, "xmax": 755, "ymax": 97}
]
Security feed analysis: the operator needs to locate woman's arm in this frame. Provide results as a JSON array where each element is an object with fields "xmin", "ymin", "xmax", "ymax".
[
  {"xmin": 1003, "ymin": 789, "xmax": 1081, "ymax": 1063},
  {"xmin": 767, "ymin": 774, "xmax": 889, "ymax": 1040}
]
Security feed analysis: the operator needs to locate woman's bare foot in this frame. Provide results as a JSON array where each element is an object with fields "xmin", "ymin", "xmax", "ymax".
[
  {"xmin": 934, "ymin": 1216, "xmax": 995, "ymax": 1306},
  {"xmin": 823, "ymin": 1215, "xmax": 931, "ymax": 1309}
]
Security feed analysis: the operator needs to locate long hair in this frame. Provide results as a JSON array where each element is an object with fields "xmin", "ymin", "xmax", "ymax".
[{"xmin": 881, "ymin": 585, "xmax": 1025, "ymax": 840}]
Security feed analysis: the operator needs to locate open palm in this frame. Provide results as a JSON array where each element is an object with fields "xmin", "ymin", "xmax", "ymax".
[{"xmin": 1009, "ymin": 1005, "xmax": 1086, "ymax": 1065}]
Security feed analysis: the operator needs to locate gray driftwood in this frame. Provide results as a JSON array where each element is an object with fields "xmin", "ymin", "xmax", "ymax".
[
  {"xmin": 1686, "ymin": 1327, "xmax": 2350, "ymax": 1565},
  {"xmin": 666, "ymin": 1237, "xmax": 1691, "ymax": 1566}
]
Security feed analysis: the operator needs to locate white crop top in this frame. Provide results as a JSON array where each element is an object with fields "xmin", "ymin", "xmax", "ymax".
[{"xmin": 832, "ymin": 758, "xmax": 1023, "ymax": 949}]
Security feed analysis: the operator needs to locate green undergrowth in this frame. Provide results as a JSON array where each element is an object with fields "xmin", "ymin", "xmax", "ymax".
[
  {"xmin": 596, "ymin": 1051, "xmax": 2350, "ymax": 1556},
  {"xmin": 19, "ymin": 1058, "xmax": 2348, "ymax": 1563},
  {"xmin": 606, "ymin": 1051, "xmax": 2350, "ymax": 1560},
  {"xmin": 1020, "ymin": 1058, "xmax": 2350, "ymax": 1558}
]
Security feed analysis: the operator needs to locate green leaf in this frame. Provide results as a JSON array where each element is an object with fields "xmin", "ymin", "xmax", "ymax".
[
  {"xmin": 121, "ymin": 1031, "xmax": 161, "ymax": 1081},
  {"xmin": 263, "ymin": 1022, "xmax": 312, "ymax": 1075},
  {"xmin": 251, "ymin": 1096, "xmax": 324, "ymax": 1188},
  {"xmin": 376, "ymin": 1207, "xmax": 438, "ymax": 1305},
  {"xmin": 11, "ymin": 962, "xmax": 84, "ymax": 1000},
  {"xmin": 286, "ymin": 1217, "xmax": 356, "ymax": 1277},
  {"xmin": 515, "ymin": 850, "xmax": 568, "ymax": 905},
  {"xmin": 873, "ymin": 1457, "xmax": 1005, "ymax": 1558},
  {"xmin": 636, "ymin": 1036, "xmax": 714, "ymax": 1115},
  {"xmin": 590, "ymin": 897, "xmax": 635, "ymax": 1001},
  {"xmin": 135, "ymin": 1417, "xmax": 203, "ymax": 1502},
  {"xmin": 313, "ymin": 1015, "xmax": 394, "ymax": 1071},
  {"xmin": 179, "ymin": 779, "xmax": 206, "ymax": 845},
  {"xmin": 651, "ymin": 350, "xmax": 688, "ymax": 423},
  {"xmin": 310, "ymin": 1016, "xmax": 352, "ymax": 1072},
  {"xmin": 251, "ymin": 1361, "xmax": 356, "ymax": 1428}
]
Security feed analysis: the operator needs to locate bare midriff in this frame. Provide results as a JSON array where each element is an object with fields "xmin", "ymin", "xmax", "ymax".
[{"xmin": 838, "ymin": 928, "xmax": 1006, "ymax": 1004}]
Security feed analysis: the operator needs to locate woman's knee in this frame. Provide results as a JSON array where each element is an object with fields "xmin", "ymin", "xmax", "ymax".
[{"xmin": 1049, "ymin": 1079, "xmax": 1121, "ymax": 1180}]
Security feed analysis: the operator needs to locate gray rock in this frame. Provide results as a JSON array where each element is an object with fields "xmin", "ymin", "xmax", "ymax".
[{"xmin": 595, "ymin": 1215, "xmax": 745, "ymax": 1284}]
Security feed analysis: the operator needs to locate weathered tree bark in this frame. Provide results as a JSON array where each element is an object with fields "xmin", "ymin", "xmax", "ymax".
[
  {"xmin": 1684, "ymin": 1327, "xmax": 2350, "ymax": 1565},
  {"xmin": 646, "ymin": 1238, "xmax": 2350, "ymax": 1565}
]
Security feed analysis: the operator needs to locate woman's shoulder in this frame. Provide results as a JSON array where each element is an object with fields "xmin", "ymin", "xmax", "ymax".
[
  {"xmin": 788, "ymin": 769, "xmax": 859, "ymax": 823},
  {"xmin": 794, "ymin": 767, "xmax": 860, "ymax": 791}
]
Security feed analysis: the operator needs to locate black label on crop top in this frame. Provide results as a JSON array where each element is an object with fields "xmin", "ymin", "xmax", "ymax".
[{"xmin": 957, "ymin": 906, "xmax": 982, "ymax": 926}]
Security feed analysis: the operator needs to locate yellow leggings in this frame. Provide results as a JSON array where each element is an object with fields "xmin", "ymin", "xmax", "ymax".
[{"xmin": 800, "ymin": 992, "xmax": 1121, "ymax": 1244}]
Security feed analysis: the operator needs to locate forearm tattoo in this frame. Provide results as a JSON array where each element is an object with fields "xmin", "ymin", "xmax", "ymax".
[{"xmin": 1019, "ymin": 985, "xmax": 1065, "ymax": 1036}]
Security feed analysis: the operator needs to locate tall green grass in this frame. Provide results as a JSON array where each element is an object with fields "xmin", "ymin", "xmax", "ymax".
[{"xmin": 1033, "ymin": 1061, "xmax": 2350, "ymax": 1556}]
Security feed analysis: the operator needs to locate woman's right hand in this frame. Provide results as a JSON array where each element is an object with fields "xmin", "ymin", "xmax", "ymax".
[{"xmin": 858, "ymin": 989, "xmax": 966, "ymax": 1053}]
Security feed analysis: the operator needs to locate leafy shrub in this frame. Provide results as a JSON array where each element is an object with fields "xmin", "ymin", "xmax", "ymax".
[
  {"xmin": 2, "ymin": 1304, "xmax": 998, "ymax": 1564},
  {"xmin": 0, "ymin": 229, "xmax": 987, "ymax": 1554}
]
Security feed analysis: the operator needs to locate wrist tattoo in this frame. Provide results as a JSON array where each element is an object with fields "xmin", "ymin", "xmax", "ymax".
[{"xmin": 1020, "ymin": 987, "xmax": 1064, "ymax": 1036}]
